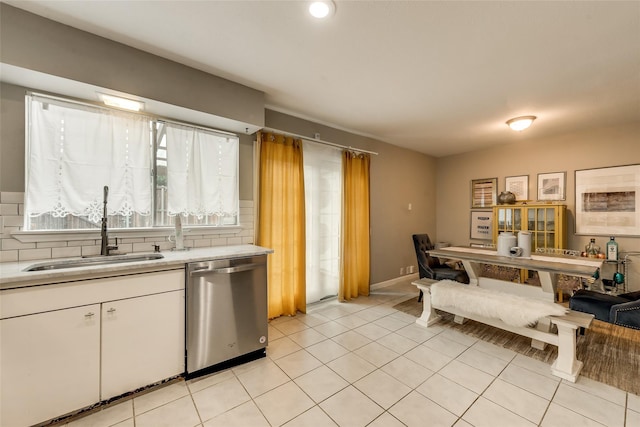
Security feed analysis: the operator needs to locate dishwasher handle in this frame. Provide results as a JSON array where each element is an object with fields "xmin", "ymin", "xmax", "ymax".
[{"xmin": 189, "ymin": 262, "xmax": 264, "ymax": 276}]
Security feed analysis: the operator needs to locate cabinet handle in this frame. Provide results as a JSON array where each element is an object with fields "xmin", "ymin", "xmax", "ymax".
[
  {"xmin": 84, "ymin": 312, "xmax": 95, "ymax": 318},
  {"xmin": 107, "ymin": 308, "xmax": 116, "ymax": 313}
]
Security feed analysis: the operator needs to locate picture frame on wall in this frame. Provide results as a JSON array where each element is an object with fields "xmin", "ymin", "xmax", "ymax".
[
  {"xmin": 505, "ymin": 175, "xmax": 529, "ymax": 201},
  {"xmin": 537, "ymin": 171, "xmax": 566, "ymax": 201},
  {"xmin": 575, "ymin": 164, "xmax": 640, "ymax": 236},
  {"xmin": 471, "ymin": 177, "xmax": 497, "ymax": 208},
  {"xmin": 470, "ymin": 210, "xmax": 493, "ymax": 240}
]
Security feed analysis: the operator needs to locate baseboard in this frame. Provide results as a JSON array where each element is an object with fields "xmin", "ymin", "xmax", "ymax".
[{"xmin": 371, "ymin": 273, "xmax": 419, "ymax": 290}]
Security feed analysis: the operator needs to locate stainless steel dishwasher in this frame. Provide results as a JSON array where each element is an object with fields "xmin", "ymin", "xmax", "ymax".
[{"xmin": 186, "ymin": 254, "xmax": 268, "ymax": 378}]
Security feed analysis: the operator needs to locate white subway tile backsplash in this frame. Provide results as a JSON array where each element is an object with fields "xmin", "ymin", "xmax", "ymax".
[
  {"xmin": 52, "ymin": 246, "xmax": 82, "ymax": 259},
  {"xmin": 211, "ymin": 238, "xmax": 227, "ymax": 246},
  {"xmin": 36, "ymin": 241, "xmax": 68, "ymax": 249},
  {"xmin": 19, "ymin": 248, "xmax": 52, "ymax": 261},
  {"xmin": 2, "ymin": 239, "xmax": 36, "ymax": 251},
  {"xmin": 74, "ymin": 240, "xmax": 100, "ymax": 246},
  {"xmin": 1, "ymin": 227, "xmax": 20, "ymax": 239},
  {"xmin": 226, "ymin": 237, "xmax": 242, "ymax": 245},
  {"xmin": 132, "ymin": 242, "xmax": 156, "ymax": 252},
  {"xmin": 0, "ymin": 192, "xmax": 25, "ymax": 204},
  {"xmin": 3, "ymin": 216, "xmax": 24, "ymax": 227},
  {"xmin": 0, "ymin": 250, "xmax": 19, "ymax": 263},
  {"xmin": 81, "ymin": 245, "xmax": 101, "ymax": 257},
  {"xmin": 115, "ymin": 243, "xmax": 134, "ymax": 254},
  {"xmin": 0, "ymin": 195, "xmax": 254, "ymax": 263},
  {"xmin": 193, "ymin": 239, "xmax": 212, "ymax": 248},
  {"xmin": 121, "ymin": 237, "xmax": 147, "ymax": 244},
  {"xmin": 0, "ymin": 204, "xmax": 19, "ymax": 216}
]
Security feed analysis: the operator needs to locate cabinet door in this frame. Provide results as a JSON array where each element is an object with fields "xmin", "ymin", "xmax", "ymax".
[
  {"xmin": 1, "ymin": 305, "xmax": 100, "ymax": 427},
  {"xmin": 101, "ymin": 290, "xmax": 185, "ymax": 400}
]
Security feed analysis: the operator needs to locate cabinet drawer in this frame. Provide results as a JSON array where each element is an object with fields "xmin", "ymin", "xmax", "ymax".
[{"xmin": 1, "ymin": 269, "xmax": 184, "ymax": 319}]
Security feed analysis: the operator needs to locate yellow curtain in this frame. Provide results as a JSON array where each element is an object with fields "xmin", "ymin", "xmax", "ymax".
[
  {"xmin": 257, "ymin": 132, "xmax": 306, "ymax": 318},
  {"xmin": 340, "ymin": 151, "xmax": 371, "ymax": 301}
]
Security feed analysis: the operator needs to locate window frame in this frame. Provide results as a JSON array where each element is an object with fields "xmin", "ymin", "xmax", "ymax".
[{"xmin": 20, "ymin": 92, "xmax": 241, "ymax": 238}]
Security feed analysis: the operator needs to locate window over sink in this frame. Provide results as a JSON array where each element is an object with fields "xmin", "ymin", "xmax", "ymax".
[{"xmin": 24, "ymin": 93, "xmax": 239, "ymax": 231}]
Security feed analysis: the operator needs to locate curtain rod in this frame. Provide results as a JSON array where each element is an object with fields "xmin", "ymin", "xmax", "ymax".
[{"xmin": 260, "ymin": 127, "xmax": 378, "ymax": 156}]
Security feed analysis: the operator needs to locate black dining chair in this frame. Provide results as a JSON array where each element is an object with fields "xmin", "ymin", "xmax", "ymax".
[{"xmin": 412, "ymin": 234, "xmax": 469, "ymax": 301}]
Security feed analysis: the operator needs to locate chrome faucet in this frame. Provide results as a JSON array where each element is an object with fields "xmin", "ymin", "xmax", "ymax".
[{"xmin": 100, "ymin": 186, "xmax": 118, "ymax": 256}]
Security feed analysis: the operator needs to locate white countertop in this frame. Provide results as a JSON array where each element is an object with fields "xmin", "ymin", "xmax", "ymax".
[{"xmin": 0, "ymin": 245, "xmax": 273, "ymax": 290}]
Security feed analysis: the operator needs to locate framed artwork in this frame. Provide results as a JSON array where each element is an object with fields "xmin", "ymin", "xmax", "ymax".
[
  {"xmin": 470, "ymin": 210, "xmax": 493, "ymax": 240},
  {"xmin": 537, "ymin": 172, "xmax": 566, "ymax": 201},
  {"xmin": 505, "ymin": 175, "xmax": 529, "ymax": 201},
  {"xmin": 471, "ymin": 177, "xmax": 497, "ymax": 208},
  {"xmin": 575, "ymin": 164, "xmax": 640, "ymax": 236}
]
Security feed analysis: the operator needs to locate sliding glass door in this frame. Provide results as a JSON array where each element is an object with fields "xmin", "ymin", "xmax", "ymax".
[{"xmin": 303, "ymin": 141, "xmax": 342, "ymax": 304}]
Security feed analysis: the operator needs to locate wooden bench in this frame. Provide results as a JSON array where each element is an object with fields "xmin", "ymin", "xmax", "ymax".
[{"xmin": 412, "ymin": 278, "xmax": 594, "ymax": 382}]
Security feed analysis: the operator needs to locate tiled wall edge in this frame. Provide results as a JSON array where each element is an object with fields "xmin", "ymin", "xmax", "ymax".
[{"xmin": 0, "ymin": 192, "xmax": 255, "ymax": 263}]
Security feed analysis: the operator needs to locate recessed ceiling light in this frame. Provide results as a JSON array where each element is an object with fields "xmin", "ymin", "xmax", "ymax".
[
  {"xmin": 506, "ymin": 115, "xmax": 536, "ymax": 131},
  {"xmin": 98, "ymin": 93, "xmax": 144, "ymax": 111},
  {"xmin": 309, "ymin": 1, "xmax": 335, "ymax": 19}
]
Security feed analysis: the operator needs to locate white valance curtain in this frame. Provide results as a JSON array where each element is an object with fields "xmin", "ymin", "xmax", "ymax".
[
  {"xmin": 164, "ymin": 123, "xmax": 238, "ymax": 218},
  {"xmin": 26, "ymin": 95, "xmax": 152, "ymax": 224}
]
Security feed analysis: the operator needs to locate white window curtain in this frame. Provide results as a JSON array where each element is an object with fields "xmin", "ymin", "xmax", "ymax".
[
  {"xmin": 164, "ymin": 123, "xmax": 238, "ymax": 218},
  {"xmin": 303, "ymin": 141, "xmax": 342, "ymax": 304},
  {"xmin": 26, "ymin": 95, "xmax": 152, "ymax": 225}
]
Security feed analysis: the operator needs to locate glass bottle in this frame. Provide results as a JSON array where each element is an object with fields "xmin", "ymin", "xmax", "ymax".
[
  {"xmin": 585, "ymin": 238, "xmax": 600, "ymax": 258},
  {"xmin": 606, "ymin": 236, "xmax": 618, "ymax": 261}
]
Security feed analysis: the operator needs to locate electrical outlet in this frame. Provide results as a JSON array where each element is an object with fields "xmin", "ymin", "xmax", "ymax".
[
  {"xmin": 408, "ymin": 265, "xmax": 414, "ymax": 274},
  {"xmin": 400, "ymin": 267, "xmax": 405, "ymax": 275}
]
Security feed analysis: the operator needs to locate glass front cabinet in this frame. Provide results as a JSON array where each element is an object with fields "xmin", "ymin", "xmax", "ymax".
[{"xmin": 492, "ymin": 204, "xmax": 567, "ymax": 252}]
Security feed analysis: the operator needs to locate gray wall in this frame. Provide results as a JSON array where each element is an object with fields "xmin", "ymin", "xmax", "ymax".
[
  {"xmin": 435, "ymin": 122, "xmax": 640, "ymax": 255},
  {"xmin": 0, "ymin": 3, "xmax": 264, "ymax": 129},
  {"xmin": 0, "ymin": 83, "xmax": 25, "ymax": 191}
]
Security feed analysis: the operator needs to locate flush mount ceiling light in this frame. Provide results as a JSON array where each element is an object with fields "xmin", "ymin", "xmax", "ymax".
[
  {"xmin": 98, "ymin": 93, "xmax": 144, "ymax": 111},
  {"xmin": 506, "ymin": 115, "xmax": 536, "ymax": 131},
  {"xmin": 309, "ymin": 1, "xmax": 335, "ymax": 19}
]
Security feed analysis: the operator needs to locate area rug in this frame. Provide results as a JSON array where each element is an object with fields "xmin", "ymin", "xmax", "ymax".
[{"xmin": 393, "ymin": 296, "xmax": 640, "ymax": 395}]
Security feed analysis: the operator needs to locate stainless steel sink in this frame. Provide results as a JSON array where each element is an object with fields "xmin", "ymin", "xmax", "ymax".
[{"xmin": 24, "ymin": 253, "xmax": 164, "ymax": 272}]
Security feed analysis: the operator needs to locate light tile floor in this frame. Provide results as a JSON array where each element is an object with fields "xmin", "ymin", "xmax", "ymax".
[{"xmin": 65, "ymin": 279, "xmax": 639, "ymax": 427}]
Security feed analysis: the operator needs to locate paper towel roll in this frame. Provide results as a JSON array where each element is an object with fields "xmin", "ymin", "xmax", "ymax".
[{"xmin": 518, "ymin": 231, "xmax": 532, "ymax": 258}]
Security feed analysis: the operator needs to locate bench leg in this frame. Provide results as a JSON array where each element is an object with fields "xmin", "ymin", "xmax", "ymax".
[
  {"xmin": 532, "ymin": 318, "xmax": 552, "ymax": 350},
  {"xmin": 551, "ymin": 322, "xmax": 582, "ymax": 382},
  {"xmin": 415, "ymin": 285, "xmax": 442, "ymax": 327},
  {"xmin": 453, "ymin": 315, "xmax": 467, "ymax": 325}
]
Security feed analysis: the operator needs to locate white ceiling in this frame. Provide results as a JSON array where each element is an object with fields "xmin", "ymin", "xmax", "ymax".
[{"xmin": 4, "ymin": 0, "xmax": 640, "ymax": 157}]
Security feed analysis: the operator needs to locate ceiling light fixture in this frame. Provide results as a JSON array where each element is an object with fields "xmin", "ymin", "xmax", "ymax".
[
  {"xmin": 98, "ymin": 93, "xmax": 144, "ymax": 111},
  {"xmin": 506, "ymin": 115, "xmax": 536, "ymax": 131},
  {"xmin": 309, "ymin": 1, "xmax": 335, "ymax": 19}
]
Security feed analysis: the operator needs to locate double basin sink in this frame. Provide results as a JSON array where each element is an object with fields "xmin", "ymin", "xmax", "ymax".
[{"xmin": 24, "ymin": 253, "xmax": 164, "ymax": 272}]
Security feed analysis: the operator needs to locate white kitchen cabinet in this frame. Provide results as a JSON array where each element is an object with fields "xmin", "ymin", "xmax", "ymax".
[
  {"xmin": 101, "ymin": 290, "xmax": 185, "ymax": 399},
  {"xmin": 0, "ymin": 304, "xmax": 101, "ymax": 427},
  {"xmin": 0, "ymin": 268, "xmax": 185, "ymax": 427}
]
